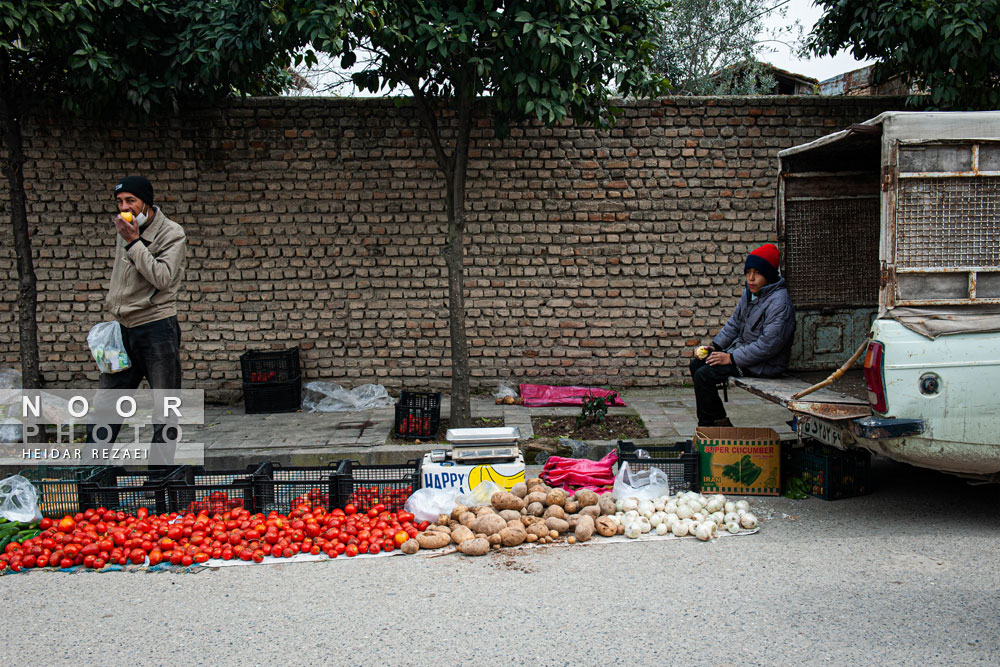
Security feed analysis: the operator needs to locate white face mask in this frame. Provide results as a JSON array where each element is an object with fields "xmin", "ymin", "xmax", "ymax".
[{"xmin": 134, "ymin": 206, "xmax": 149, "ymax": 227}]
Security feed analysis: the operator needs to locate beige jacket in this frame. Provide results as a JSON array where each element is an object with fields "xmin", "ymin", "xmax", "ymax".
[{"xmin": 105, "ymin": 207, "xmax": 186, "ymax": 328}]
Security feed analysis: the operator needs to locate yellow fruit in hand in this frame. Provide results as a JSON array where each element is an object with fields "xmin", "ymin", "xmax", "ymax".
[
  {"xmin": 120, "ymin": 211, "xmax": 133, "ymax": 223},
  {"xmin": 696, "ymin": 346, "xmax": 711, "ymax": 360}
]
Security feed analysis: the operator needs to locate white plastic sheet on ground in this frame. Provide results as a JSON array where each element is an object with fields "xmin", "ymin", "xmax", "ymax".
[{"xmin": 301, "ymin": 382, "xmax": 395, "ymax": 412}]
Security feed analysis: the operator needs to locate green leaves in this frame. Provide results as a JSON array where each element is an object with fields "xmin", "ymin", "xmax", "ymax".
[{"xmin": 808, "ymin": 0, "xmax": 1000, "ymax": 109}]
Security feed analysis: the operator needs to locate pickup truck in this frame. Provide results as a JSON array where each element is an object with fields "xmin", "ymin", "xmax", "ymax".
[{"xmin": 734, "ymin": 111, "xmax": 1000, "ymax": 482}]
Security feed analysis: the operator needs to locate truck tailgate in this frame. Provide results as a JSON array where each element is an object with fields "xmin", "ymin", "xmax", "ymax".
[{"xmin": 732, "ymin": 377, "xmax": 872, "ymax": 420}]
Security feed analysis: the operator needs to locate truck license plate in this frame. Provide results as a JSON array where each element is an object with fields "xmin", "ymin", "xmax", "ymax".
[{"xmin": 798, "ymin": 416, "xmax": 844, "ymax": 448}]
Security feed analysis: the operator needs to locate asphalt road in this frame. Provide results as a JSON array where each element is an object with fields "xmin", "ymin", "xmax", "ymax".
[{"xmin": 3, "ymin": 457, "xmax": 999, "ymax": 666}]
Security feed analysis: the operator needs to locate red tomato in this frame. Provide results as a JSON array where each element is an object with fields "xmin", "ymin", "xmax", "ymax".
[
  {"xmin": 136, "ymin": 507, "xmax": 149, "ymax": 520},
  {"xmin": 344, "ymin": 504, "xmax": 356, "ymax": 516},
  {"xmin": 59, "ymin": 558, "xmax": 74, "ymax": 569},
  {"xmin": 148, "ymin": 550, "xmax": 164, "ymax": 566},
  {"xmin": 181, "ymin": 555, "xmax": 193, "ymax": 567},
  {"xmin": 39, "ymin": 518, "xmax": 53, "ymax": 530},
  {"xmin": 58, "ymin": 516, "xmax": 76, "ymax": 532},
  {"xmin": 368, "ymin": 543, "xmax": 381, "ymax": 555},
  {"xmin": 345, "ymin": 544, "xmax": 359, "ymax": 557},
  {"xmin": 394, "ymin": 531, "xmax": 409, "ymax": 546},
  {"xmin": 93, "ymin": 557, "xmax": 105, "ymax": 569},
  {"xmin": 252, "ymin": 550, "xmax": 264, "ymax": 563}
]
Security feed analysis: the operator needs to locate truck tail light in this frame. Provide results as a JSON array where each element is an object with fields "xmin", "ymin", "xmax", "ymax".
[{"xmin": 863, "ymin": 341, "xmax": 888, "ymax": 413}]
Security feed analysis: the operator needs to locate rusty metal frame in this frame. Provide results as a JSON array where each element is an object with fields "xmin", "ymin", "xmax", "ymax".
[{"xmin": 887, "ymin": 140, "xmax": 1000, "ymax": 307}]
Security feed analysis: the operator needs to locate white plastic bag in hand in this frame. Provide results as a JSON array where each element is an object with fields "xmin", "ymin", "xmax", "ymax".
[
  {"xmin": 612, "ymin": 460, "xmax": 671, "ymax": 501},
  {"xmin": 0, "ymin": 475, "xmax": 42, "ymax": 523},
  {"xmin": 87, "ymin": 321, "xmax": 131, "ymax": 374}
]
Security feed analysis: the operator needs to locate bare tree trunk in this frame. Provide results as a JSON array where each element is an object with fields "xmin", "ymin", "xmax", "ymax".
[
  {"xmin": 0, "ymin": 95, "xmax": 42, "ymax": 389},
  {"xmin": 443, "ymin": 94, "xmax": 474, "ymax": 427}
]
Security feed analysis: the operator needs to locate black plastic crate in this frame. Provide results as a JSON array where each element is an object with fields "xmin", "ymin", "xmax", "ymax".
[
  {"xmin": 240, "ymin": 348, "xmax": 300, "ymax": 384},
  {"xmin": 616, "ymin": 440, "xmax": 700, "ymax": 493},
  {"xmin": 253, "ymin": 462, "xmax": 341, "ymax": 515},
  {"xmin": 78, "ymin": 466, "xmax": 187, "ymax": 515},
  {"xmin": 19, "ymin": 466, "xmax": 109, "ymax": 518},
  {"xmin": 166, "ymin": 464, "xmax": 267, "ymax": 515},
  {"xmin": 243, "ymin": 376, "xmax": 302, "ymax": 414},
  {"xmin": 784, "ymin": 441, "xmax": 872, "ymax": 500},
  {"xmin": 334, "ymin": 460, "xmax": 421, "ymax": 513},
  {"xmin": 393, "ymin": 391, "xmax": 441, "ymax": 439}
]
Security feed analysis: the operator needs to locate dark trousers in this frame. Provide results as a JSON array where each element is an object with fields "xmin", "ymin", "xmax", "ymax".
[
  {"xmin": 86, "ymin": 316, "xmax": 181, "ymax": 464},
  {"xmin": 689, "ymin": 356, "xmax": 746, "ymax": 427}
]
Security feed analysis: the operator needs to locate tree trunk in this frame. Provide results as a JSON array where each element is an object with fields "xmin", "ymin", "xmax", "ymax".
[
  {"xmin": 444, "ymin": 98, "xmax": 474, "ymax": 428},
  {"xmin": 0, "ymin": 96, "xmax": 42, "ymax": 389}
]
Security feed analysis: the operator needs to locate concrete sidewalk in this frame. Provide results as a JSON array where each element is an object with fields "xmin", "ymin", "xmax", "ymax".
[{"xmin": 193, "ymin": 386, "xmax": 795, "ymax": 468}]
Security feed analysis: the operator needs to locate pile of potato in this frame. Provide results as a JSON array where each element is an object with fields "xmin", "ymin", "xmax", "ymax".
[{"xmin": 401, "ymin": 477, "xmax": 623, "ymax": 557}]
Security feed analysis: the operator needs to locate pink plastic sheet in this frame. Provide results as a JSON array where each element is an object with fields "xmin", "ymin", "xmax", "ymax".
[
  {"xmin": 519, "ymin": 384, "xmax": 626, "ymax": 407},
  {"xmin": 540, "ymin": 450, "xmax": 618, "ymax": 493}
]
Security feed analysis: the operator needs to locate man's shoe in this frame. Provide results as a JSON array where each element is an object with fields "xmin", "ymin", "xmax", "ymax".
[{"xmin": 714, "ymin": 418, "xmax": 734, "ymax": 427}]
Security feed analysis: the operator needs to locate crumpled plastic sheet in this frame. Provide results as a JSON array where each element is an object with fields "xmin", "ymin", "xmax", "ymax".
[{"xmin": 301, "ymin": 382, "xmax": 395, "ymax": 412}]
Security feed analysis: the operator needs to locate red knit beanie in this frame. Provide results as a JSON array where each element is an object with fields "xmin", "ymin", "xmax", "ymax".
[{"xmin": 744, "ymin": 243, "xmax": 780, "ymax": 283}]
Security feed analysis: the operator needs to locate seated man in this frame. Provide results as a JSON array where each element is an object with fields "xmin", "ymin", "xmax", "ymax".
[{"xmin": 690, "ymin": 243, "xmax": 795, "ymax": 427}]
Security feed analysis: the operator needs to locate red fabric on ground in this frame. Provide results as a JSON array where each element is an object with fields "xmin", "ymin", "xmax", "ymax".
[
  {"xmin": 539, "ymin": 450, "xmax": 618, "ymax": 493},
  {"xmin": 519, "ymin": 384, "xmax": 626, "ymax": 407}
]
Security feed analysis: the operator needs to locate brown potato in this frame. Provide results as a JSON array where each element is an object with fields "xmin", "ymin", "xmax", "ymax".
[
  {"xmin": 507, "ymin": 519, "xmax": 522, "ymax": 529},
  {"xmin": 510, "ymin": 482, "xmax": 528, "ymax": 499},
  {"xmin": 459, "ymin": 537, "xmax": 490, "ymax": 556},
  {"xmin": 475, "ymin": 506, "xmax": 495, "ymax": 517},
  {"xmin": 598, "ymin": 495, "xmax": 617, "ymax": 516},
  {"xmin": 548, "ymin": 530, "xmax": 558, "ymax": 539},
  {"xmin": 526, "ymin": 477, "xmax": 544, "ymax": 489},
  {"xmin": 523, "ymin": 492, "xmax": 547, "ymax": 506},
  {"xmin": 459, "ymin": 511, "xmax": 476, "ymax": 527},
  {"xmin": 543, "ymin": 504, "xmax": 567, "ymax": 520},
  {"xmin": 574, "ymin": 515, "xmax": 595, "ymax": 542},
  {"xmin": 545, "ymin": 488, "xmax": 568, "ymax": 507},
  {"xmin": 450, "ymin": 525, "xmax": 474, "ymax": 544},
  {"xmin": 451, "ymin": 504, "xmax": 469, "ymax": 521},
  {"xmin": 499, "ymin": 509, "xmax": 521, "ymax": 523},
  {"xmin": 526, "ymin": 502, "xmax": 545, "ymax": 517},
  {"xmin": 487, "ymin": 533, "xmax": 502, "ymax": 546},
  {"xmin": 500, "ymin": 525, "xmax": 527, "ymax": 547},
  {"xmin": 568, "ymin": 515, "xmax": 579, "ymax": 529},
  {"xmin": 525, "ymin": 534, "xmax": 538, "ymax": 543},
  {"xmin": 471, "ymin": 513, "xmax": 507, "ymax": 536},
  {"xmin": 568, "ymin": 536, "xmax": 577, "ymax": 544},
  {"xmin": 490, "ymin": 492, "xmax": 524, "ymax": 511},
  {"xmin": 526, "ymin": 522, "xmax": 549, "ymax": 539},
  {"xmin": 401, "ymin": 539, "xmax": 420, "ymax": 554},
  {"xmin": 563, "ymin": 499, "xmax": 581, "ymax": 515},
  {"xmin": 415, "ymin": 531, "xmax": 451, "ymax": 550},
  {"xmin": 520, "ymin": 516, "xmax": 534, "ymax": 527},
  {"xmin": 437, "ymin": 514, "xmax": 451, "ymax": 526},
  {"xmin": 575, "ymin": 489, "xmax": 599, "ymax": 507},
  {"xmin": 616, "ymin": 523, "xmax": 625, "ymax": 535},
  {"xmin": 595, "ymin": 516, "xmax": 617, "ymax": 537},
  {"xmin": 544, "ymin": 517, "xmax": 570, "ymax": 533},
  {"xmin": 579, "ymin": 505, "xmax": 601, "ymax": 519},
  {"xmin": 428, "ymin": 524, "xmax": 451, "ymax": 534}
]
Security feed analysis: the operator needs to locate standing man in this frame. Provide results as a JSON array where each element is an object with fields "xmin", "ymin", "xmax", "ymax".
[
  {"xmin": 689, "ymin": 243, "xmax": 795, "ymax": 427},
  {"xmin": 88, "ymin": 176, "xmax": 186, "ymax": 460}
]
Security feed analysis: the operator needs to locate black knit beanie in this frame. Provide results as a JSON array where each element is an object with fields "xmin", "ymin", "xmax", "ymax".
[{"xmin": 114, "ymin": 176, "xmax": 154, "ymax": 206}]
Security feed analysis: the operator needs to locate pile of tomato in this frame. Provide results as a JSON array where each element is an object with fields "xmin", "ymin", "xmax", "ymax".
[
  {"xmin": 0, "ymin": 500, "xmax": 428, "ymax": 573},
  {"xmin": 346, "ymin": 485, "xmax": 412, "ymax": 514}
]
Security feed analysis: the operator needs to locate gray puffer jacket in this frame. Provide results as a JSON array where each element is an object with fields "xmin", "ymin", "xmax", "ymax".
[{"xmin": 712, "ymin": 277, "xmax": 795, "ymax": 377}]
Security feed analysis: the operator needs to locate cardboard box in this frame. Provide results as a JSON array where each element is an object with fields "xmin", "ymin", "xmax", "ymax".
[
  {"xmin": 420, "ymin": 453, "xmax": 525, "ymax": 494},
  {"xmin": 695, "ymin": 427, "xmax": 780, "ymax": 495}
]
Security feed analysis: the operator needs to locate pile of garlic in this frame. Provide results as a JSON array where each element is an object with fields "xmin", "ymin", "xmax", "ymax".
[{"xmin": 607, "ymin": 491, "xmax": 758, "ymax": 541}]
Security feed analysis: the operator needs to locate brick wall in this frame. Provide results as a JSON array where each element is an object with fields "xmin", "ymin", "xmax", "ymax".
[{"xmin": 0, "ymin": 96, "xmax": 902, "ymax": 401}]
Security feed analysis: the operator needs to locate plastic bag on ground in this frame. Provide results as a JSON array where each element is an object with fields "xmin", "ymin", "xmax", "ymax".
[
  {"xmin": 301, "ymin": 382, "xmax": 395, "ymax": 412},
  {"xmin": 492, "ymin": 381, "xmax": 518, "ymax": 400},
  {"xmin": 0, "ymin": 368, "xmax": 22, "ymax": 443},
  {"xmin": 456, "ymin": 481, "xmax": 504, "ymax": 507},
  {"xmin": 0, "ymin": 475, "xmax": 42, "ymax": 523},
  {"xmin": 404, "ymin": 487, "xmax": 461, "ymax": 525},
  {"xmin": 611, "ymin": 460, "xmax": 671, "ymax": 501},
  {"xmin": 87, "ymin": 321, "xmax": 131, "ymax": 374}
]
